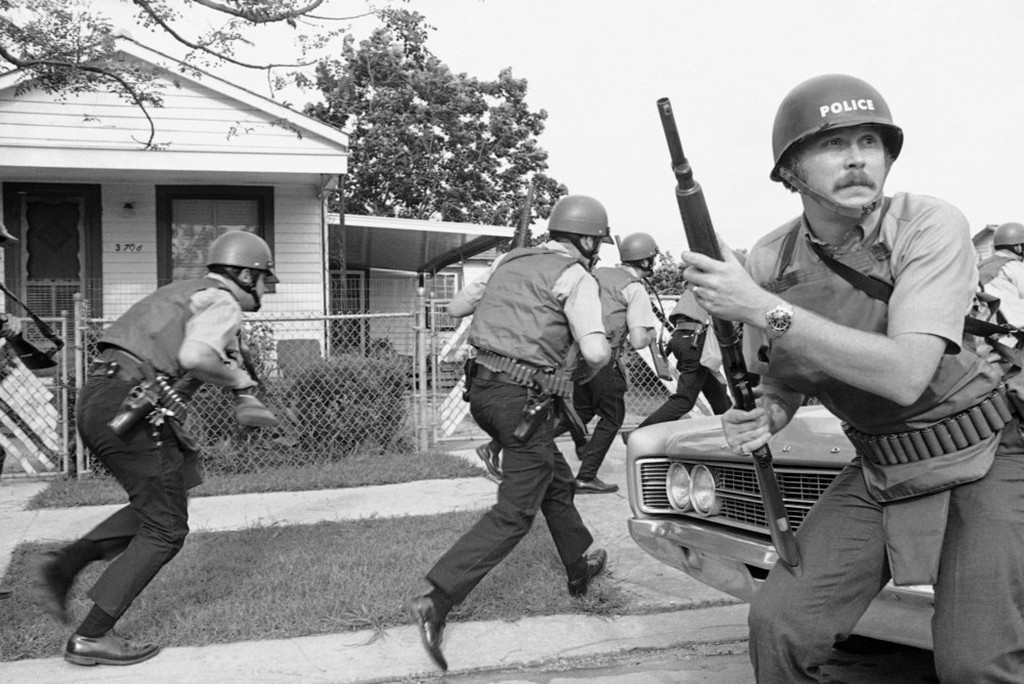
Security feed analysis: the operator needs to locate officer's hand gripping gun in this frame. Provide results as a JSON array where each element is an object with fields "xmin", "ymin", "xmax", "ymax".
[{"xmin": 657, "ymin": 97, "xmax": 801, "ymax": 569}]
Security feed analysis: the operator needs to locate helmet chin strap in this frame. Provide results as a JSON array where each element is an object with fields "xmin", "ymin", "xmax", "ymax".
[
  {"xmin": 566, "ymin": 235, "xmax": 600, "ymax": 263},
  {"xmin": 222, "ymin": 269, "xmax": 262, "ymax": 311},
  {"xmin": 777, "ymin": 167, "xmax": 883, "ymax": 219}
]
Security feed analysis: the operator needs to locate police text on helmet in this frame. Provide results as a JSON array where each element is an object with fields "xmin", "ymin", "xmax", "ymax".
[{"xmin": 819, "ymin": 100, "xmax": 875, "ymax": 118}]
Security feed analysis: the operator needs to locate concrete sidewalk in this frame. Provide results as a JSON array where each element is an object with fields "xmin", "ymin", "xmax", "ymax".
[{"xmin": 0, "ymin": 438, "xmax": 745, "ymax": 682}]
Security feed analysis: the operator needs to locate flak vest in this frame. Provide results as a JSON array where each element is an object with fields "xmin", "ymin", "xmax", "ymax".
[
  {"xmin": 99, "ymin": 277, "xmax": 233, "ymax": 377},
  {"xmin": 760, "ymin": 205, "xmax": 1007, "ymax": 584},
  {"xmin": 592, "ymin": 266, "xmax": 638, "ymax": 355},
  {"xmin": 468, "ymin": 247, "xmax": 588, "ymax": 369}
]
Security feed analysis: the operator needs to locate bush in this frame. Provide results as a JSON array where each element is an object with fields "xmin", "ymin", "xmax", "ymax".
[{"xmin": 283, "ymin": 354, "xmax": 411, "ymax": 457}]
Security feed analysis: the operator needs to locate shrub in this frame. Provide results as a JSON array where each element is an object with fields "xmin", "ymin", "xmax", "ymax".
[{"xmin": 283, "ymin": 354, "xmax": 411, "ymax": 457}]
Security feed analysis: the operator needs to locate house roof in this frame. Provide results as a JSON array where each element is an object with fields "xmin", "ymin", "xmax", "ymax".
[
  {"xmin": 338, "ymin": 214, "xmax": 513, "ymax": 274},
  {"xmin": 0, "ymin": 33, "xmax": 348, "ymax": 189}
]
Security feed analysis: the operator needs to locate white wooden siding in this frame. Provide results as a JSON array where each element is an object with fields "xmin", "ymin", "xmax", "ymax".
[{"xmin": 0, "ymin": 59, "xmax": 342, "ymax": 158}]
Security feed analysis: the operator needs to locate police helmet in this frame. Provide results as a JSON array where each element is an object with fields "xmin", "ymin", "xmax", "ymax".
[
  {"xmin": 207, "ymin": 231, "xmax": 277, "ymax": 282},
  {"xmin": 547, "ymin": 195, "xmax": 614, "ymax": 244},
  {"xmin": 770, "ymin": 74, "xmax": 904, "ymax": 183},
  {"xmin": 618, "ymin": 232, "xmax": 659, "ymax": 262},
  {"xmin": 994, "ymin": 222, "xmax": 1024, "ymax": 249}
]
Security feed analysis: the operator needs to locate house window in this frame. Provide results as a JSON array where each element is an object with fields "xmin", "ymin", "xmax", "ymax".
[
  {"xmin": 425, "ymin": 271, "xmax": 459, "ymax": 331},
  {"xmin": 156, "ymin": 186, "xmax": 274, "ymax": 286}
]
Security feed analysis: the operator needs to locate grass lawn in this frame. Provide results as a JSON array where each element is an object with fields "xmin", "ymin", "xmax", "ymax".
[
  {"xmin": 27, "ymin": 449, "xmax": 482, "ymax": 508},
  {"xmin": 0, "ymin": 510, "xmax": 629, "ymax": 662}
]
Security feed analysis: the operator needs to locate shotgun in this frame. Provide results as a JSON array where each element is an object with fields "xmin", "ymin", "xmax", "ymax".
[{"xmin": 656, "ymin": 97, "xmax": 800, "ymax": 569}]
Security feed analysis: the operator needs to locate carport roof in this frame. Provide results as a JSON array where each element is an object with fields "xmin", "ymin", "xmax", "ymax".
[{"xmin": 338, "ymin": 214, "xmax": 514, "ymax": 274}]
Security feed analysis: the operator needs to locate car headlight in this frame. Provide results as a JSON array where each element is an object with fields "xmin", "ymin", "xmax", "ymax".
[
  {"xmin": 689, "ymin": 464, "xmax": 721, "ymax": 516},
  {"xmin": 665, "ymin": 463, "xmax": 692, "ymax": 512}
]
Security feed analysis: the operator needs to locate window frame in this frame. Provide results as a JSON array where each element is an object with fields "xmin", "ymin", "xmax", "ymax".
[{"xmin": 155, "ymin": 186, "xmax": 274, "ymax": 287}]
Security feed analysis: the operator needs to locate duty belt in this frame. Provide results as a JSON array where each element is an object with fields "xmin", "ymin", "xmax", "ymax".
[
  {"xmin": 843, "ymin": 385, "xmax": 1015, "ymax": 466},
  {"xmin": 472, "ymin": 348, "xmax": 572, "ymax": 398},
  {"xmin": 673, "ymin": 321, "xmax": 705, "ymax": 336},
  {"xmin": 90, "ymin": 347, "xmax": 150, "ymax": 384}
]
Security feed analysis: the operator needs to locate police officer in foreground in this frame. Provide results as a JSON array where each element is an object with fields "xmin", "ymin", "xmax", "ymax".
[
  {"xmin": 568, "ymin": 232, "xmax": 659, "ymax": 493},
  {"xmin": 30, "ymin": 231, "xmax": 278, "ymax": 666},
  {"xmin": 979, "ymin": 221, "xmax": 1024, "ymax": 328},
  {"xmin": 0, "ymin": 222, "xmax": 21, "ymax": 602},
  {"xmin": 684, "ymin": 74, "xmax": 1024, "ymax": 681},
  {"xmin": 636, "ymin": 283, "xmax": 730, "ymax": 430},
  {"xmin": 409, "ymin": 194, "xmax": 612, "ymax": 672}
]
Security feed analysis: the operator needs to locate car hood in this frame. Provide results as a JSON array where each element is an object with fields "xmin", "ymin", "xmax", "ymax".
[{"xmin": 627, "ymin": 405, "xmax": 855, "ymax": 468}]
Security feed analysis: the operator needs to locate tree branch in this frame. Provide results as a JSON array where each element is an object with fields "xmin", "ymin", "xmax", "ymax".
[
  {"xmin": 130, "ymin": 0, "xmax": 314, "ymax": 69},
  {"xmin": 0, "ymin": 42, "xmax": 159, "ymax": 148},
  {"xmin": 190, "ymin": 0, "xmax": 327, "ymax": 24}
]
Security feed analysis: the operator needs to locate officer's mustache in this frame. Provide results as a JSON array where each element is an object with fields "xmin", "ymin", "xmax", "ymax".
[{"xmin": 835, "ymin": 171, "xmax": 874, "ymax": 190}]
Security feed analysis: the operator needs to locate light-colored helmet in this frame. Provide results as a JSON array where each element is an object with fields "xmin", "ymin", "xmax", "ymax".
[
  {"xmin": 547, "ymin": 195, "xmax": 614, "ymax": 244},
  {"xmin": 994, "ymin": 222, "xmax": 1024, "ymax": 249},
  {"xmin": 618, "ymin": 232, "xmax": 659, "ymax": 262},
  {"xmin": 207, "ymin": 231, "xmax": 277, "ymax": 281},
  {"xmin": 771, "ymin": 74, "xmax": 904, "ymax": 183}
]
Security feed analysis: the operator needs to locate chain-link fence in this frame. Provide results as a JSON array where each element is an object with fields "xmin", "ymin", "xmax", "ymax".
[
  {"xmin": 0, "ymin": 288, "xmax": 719, "ymax": 481},
  {"xmin": 76, "ymin": 308, "xmax": 424, "ymax": 476}
]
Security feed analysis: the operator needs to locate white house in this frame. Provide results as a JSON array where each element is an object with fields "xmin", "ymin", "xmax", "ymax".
[{"xmin": 0, "ymin": 33, "xmax": 511, "ymax": 331}]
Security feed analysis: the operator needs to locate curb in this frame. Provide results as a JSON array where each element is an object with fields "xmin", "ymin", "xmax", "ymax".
[{"xmin": 0, "ymin": 604, "xmax": 750, "ymax": 682}]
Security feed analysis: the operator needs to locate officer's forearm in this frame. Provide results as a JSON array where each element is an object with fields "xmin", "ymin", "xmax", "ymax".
[{"xmin": 178, "ymin": 341, "xmax": 255, "ymax": 390}]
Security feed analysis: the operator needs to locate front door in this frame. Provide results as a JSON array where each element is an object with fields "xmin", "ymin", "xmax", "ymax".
[{"xmin": 1, "ymin": 183, "xmax": 102, "ymax": 320}]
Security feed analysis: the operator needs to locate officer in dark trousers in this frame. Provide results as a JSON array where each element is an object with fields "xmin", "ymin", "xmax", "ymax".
[
  {"xmin": 29, "ymin": 231, "xmax": 278, "ymax": 666},
  {"xmin": 409, "ymin": 194, "xmax": 613, "ymax": 672},
  {"xmin": 637, "ymin": 286, "xmax": 731, "ymax": 429},
  {"xmin": 571, "ymin": 232, "xmax": 659, "ymax": 493}
]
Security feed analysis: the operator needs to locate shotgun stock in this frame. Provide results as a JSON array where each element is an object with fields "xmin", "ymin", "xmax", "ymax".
[{"xmin": 657, "ymin": 97, "xmax": 800, "ymax": 569}]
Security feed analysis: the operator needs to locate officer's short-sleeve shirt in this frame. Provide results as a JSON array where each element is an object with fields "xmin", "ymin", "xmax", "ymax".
[
  {"xmin": 185, "ymin": 284, "xmax": 244, "ymax": 363},
  {"xmin": 623, "ymin": 280, "xmax": 659, "ymax": 331},
  {"xmin": 745, "ymin": 192, "xmax": 976, "ymax": 385}
]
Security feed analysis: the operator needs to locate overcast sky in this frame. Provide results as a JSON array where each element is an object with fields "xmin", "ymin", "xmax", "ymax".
[
  {"xmin": 398, "ymin": 0, "xmax": 1024, "ymax": 261},
  {"xmin": 128, "ymin": 0, "xmax": 1024, "ymax": 260}
]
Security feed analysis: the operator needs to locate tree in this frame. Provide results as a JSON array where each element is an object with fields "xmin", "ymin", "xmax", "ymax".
[
  {"xmin": 647, "ymin": 251, "xmax": 688, "ymax": 295},
  {"xmin": 304, "ymin": 9, "xmax": 565, "ymax": 226},
  {"xmin": 0, "ymin": 0, "xmax": 377, "ymax": 148}
]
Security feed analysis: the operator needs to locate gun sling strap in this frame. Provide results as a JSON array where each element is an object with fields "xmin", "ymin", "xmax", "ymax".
[{"xmin": 471, "ymin": 348, "xmax": 573, "ymax": 398}]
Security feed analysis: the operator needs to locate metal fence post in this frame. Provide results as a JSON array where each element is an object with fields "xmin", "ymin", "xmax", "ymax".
[
  {"xmin": 415, "ymin": 287, "xmax": 428, "ymax": 451},
  {"xmin": 73, "ymin": 293, "xmax": 85, "ymax": 477}
]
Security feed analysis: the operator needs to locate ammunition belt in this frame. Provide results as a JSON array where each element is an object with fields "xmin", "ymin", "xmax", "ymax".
[
  {"xmin": 472, "ymin": 349, "xmax": 572, "ymax": 398},
  {"xmin": 843, "ymin": 385, "xmax": 1014, "ymax": 466}
]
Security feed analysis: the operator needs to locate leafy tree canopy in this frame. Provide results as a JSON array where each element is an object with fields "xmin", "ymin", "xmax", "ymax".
[
  {"xmin": 304, "ymin": 9, "xmax": 565, "ymax": 226},
  {"xmin": 0, "ymin": 0, "xmax": 380, "ymax": 147}
]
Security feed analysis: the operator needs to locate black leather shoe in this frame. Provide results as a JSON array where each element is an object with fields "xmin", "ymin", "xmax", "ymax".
[
  {"xmin": 575, "ymin": 477, "xmax": 619, "ymax": 494},
  {"xmin": 568, "ymin": 548, "xmax": 608, "ymax": 598},
  {"xmin": 64, "ymin": 633, "xmax": 161, "ymax": 666},
  {"xmin": 408, "ymin": 595, "xmax": 448, "ymax": 671},
  {"xmin": 475, "ymin": 443, "xmax": 503, "ymax": 483},
  {"xmin": 29, "ymin": 551, "xmax": 71, "ymax": 624}
]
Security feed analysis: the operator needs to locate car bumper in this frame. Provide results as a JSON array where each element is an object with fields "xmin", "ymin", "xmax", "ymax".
[{"xmin": 628, "ymin": 517, "xmax": 936, "ymax": 650}]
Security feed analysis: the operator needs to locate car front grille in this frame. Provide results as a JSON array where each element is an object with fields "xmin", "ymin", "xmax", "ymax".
[{"xmin": 636, "ymin": 457, "xmax": 838, "ymax": 535}]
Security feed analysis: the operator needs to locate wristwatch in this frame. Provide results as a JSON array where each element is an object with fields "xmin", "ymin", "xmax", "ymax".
[{"xmin": 764, "ymin": 302, "xmax": 794, "ymax": 340}]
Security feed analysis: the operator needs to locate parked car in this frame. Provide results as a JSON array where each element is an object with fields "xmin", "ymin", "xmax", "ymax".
[{"xmin": 625, "ymin": 404, "xmax": 935, "ymax": 650}]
